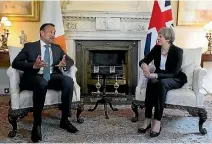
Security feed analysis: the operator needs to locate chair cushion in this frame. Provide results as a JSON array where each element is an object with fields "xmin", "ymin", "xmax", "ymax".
[
  {"xmin": 182, "ymin": 47, "xmax": 202, "ymax": 67},
  {"xmin": 181, "ymin": 62, "xmax": 195, "ymax": 89},
  {"xmin": 180, "ymin": 47, "xmax": 202, "ymax": 89},
  {"xmin": 166, "ymin": 88, "xmax": 196, "ymax": 107},
  {"xmin": 135, "ymin": 87, "xmax": 196, "ymax": 107},
  {"xmin": 19, "ymin": 90, "xmax": 62, "ymax": 109}
]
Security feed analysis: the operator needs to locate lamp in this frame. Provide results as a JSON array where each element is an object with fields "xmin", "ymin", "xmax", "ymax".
[
  {"xmin": 0, "ymin": 16, "xmax": 12, "ymax": 50},
  {"xmin": 204, "ymin": 21, "xmax": 212, "ymax": 54}
]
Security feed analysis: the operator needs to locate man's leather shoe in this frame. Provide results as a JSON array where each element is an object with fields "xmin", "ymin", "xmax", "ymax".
[
  {"xmin": 150, "ymin": 127, "xmax": 161, "ymax": 138},
  {"xmin": 138, "ymin": 124, "xmax": 151, "ymax": 134},
  {"xmin": 60, "ymin": 120, "xmax": 79, "ymax": 133},
  {"xmin": 31, "ymin": 126, "xmax": 42, "ymax": 142}
]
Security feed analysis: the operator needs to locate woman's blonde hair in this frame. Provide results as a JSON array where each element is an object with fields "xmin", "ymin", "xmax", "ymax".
[{"xmin": 158, "ymin": 27, "xmax": 175, "ymax": 44}]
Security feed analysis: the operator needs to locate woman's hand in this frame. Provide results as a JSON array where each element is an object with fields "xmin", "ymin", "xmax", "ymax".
[
  {"xmin": 145, "ymin": 73, "xmax": 158, "ymax": 79},
  {"xmin": 141, "ymin": 63, "xmax": 150, "ymax": 77}
]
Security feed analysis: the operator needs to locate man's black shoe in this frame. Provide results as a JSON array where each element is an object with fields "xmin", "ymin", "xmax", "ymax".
[{"xmin": 60, "ymin": 120, "xmax": 79, "ymax": 133}]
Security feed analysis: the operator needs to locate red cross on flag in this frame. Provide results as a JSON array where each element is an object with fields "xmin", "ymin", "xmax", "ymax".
[{"xmin": 144, "ymin": 0, "xmax": 173, "ymax": 56}]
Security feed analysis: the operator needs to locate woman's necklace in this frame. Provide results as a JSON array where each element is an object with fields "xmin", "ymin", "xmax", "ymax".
[{"xmin": 161, "ymin": 48, "xmax": 169, "ymax": 56}]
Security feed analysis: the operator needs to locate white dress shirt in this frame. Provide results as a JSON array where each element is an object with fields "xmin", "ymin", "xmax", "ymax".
[
  {"xmin": 160, "ymin": 55, "xmax": 167, "ymax": 70},
  {"xmin": 38, "ymin": 40, "xmax": 53, "ymax": 74}
]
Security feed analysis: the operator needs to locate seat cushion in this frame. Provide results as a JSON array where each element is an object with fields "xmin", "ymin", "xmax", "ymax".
[
  {"xmin": 166, "ymin": 88, "xmax": 196, "ymax": 107},
  {"xmin": 136, "ymin": 88, "xmax": 197, "ymax": 107},
  {"xmin": 19, "ymin": 90, "xmax": 62, "ymax": 109}
]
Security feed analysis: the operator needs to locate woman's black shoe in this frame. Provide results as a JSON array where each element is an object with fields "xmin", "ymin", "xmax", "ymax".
[
  {"xmin": 150, "ymin": 127, "xmax": 161, "ymax": 137},
  {"xmin": 138, "ymin": 124, "xmax": 151, "ymax": 133}
]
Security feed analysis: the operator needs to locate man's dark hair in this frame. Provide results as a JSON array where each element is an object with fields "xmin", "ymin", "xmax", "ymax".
[{"xmin": 40, "ymin": 23, "xmax": 55, "ymax": 31}]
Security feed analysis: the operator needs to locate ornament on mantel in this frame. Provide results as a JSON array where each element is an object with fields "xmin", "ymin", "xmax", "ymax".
[{"xmin": 19, "ymin": 30, "xmax": 27, "ymax": 46}]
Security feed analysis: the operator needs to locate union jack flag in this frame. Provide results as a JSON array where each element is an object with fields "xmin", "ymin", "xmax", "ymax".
[{"xmin": 144, "ymin": 0, "xmax": 173, "ymax": 56}]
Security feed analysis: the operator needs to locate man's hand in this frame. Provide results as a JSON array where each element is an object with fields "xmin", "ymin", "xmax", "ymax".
[
  {"xmin": 33, "ymin": 55, "xmax": 47, "ymax": 69},
  {"xmin": 55, "ymin": 55, "xmax": 66, "ymax": 68}
]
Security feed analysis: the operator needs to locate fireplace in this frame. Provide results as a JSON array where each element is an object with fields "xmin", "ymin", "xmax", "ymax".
[
  {"xmin": 62, "ymin": 11, "xmax": 150, "ymax": 99},
  {"xmin": 75, "ymin": 40, "xmax": 138, "ymax": 96}
]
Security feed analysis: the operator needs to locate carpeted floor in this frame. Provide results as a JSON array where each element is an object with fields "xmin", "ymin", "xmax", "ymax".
[{"xmin": 0, "ymin": 95, "xmax": 212, "ymax": 143}]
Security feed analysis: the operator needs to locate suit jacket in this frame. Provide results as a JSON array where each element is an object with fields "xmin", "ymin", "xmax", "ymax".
[
  {"xmin": 12, "ymin": 40, "xmax": 74, "ymax": 76},
  {"xmin": 139, "ymin": 44, "xmax": 187, "ymax": 85}
]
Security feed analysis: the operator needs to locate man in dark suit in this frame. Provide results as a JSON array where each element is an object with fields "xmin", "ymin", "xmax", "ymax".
[{"xmin": 12, "ymin": 23, "xmax": 78, "ymax": 142}]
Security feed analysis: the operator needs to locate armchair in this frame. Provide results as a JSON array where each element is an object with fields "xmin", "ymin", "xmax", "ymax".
[
  {"xmin": 7, "ymin": 46, "xmax": 84, "ymax": 138},
  {"xmin": 132, "ymin": 47, "xmax": 208, "ymax": 135}
]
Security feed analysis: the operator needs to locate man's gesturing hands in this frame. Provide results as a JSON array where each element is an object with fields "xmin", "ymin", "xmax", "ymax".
[
  {"xmin": 33, "ymin": 55, "xmax": 47, "ymax": 69},
  {"xmin": 33, "ymin": 55, "xmax": 67, "ymax": 69},
  {"xmin": 55, "ymin": 55, "xmax": 66, "ymax": 68}
]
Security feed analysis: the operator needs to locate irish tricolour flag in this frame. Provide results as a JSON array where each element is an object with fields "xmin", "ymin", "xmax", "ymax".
[{"xmin": 41, "ymin": 1, "xmax": 66, "ymax": 52}]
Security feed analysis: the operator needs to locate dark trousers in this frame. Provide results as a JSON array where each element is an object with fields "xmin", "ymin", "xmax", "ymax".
[
  {"xmin": 20, "ymin": 73, "xmax": 73, "ymax": 126},
  {"xmin": 145, "ymin": 78, "xmax": 181, "ymax": 121}
]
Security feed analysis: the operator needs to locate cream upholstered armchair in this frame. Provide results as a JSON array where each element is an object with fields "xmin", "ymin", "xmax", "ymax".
[
  {"xmin": 7, "ymin": 46, "xmax": 84, "ymax": 138},
  {"xmin": 132, "ymin": 47, "xmax": 208, "ymax": 135}
]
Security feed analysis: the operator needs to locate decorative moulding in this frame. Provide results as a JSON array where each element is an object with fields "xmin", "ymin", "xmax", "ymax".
[
  {"xmin": 62, "ymin": 10, "xmax": 151, "ymax": 19},
  {"xmin": 62, "ymin": 10, "xmax": 151, "ymax": 32}
]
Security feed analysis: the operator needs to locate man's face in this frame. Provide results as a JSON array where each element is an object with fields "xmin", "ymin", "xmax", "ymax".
[{"xmin": 40, "ymin": 25, "xmax": 56, "ymax": 44}]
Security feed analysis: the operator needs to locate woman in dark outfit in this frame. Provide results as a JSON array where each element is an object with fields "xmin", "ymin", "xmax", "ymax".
[{"xmin": 138, "ymin": 27, "xmax": 187, "ymax": 137}]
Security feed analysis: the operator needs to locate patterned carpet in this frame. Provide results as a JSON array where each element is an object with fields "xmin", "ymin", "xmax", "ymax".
[{"xmin": 0, "ymin": 95, "xmax": 212, "ymax": 143}]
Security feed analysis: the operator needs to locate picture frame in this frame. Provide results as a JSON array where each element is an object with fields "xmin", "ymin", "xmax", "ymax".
[
  {"xmin": 177, "ymin": 1, "xmax": 212, "ymax": 26},
  {"xmin": 0, "ymin": 1, "xmax": 40, "ymax": 22}
]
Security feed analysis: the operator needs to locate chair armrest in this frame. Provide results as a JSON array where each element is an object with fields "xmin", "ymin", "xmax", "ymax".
[
  {"xmin": 135, "ymin": 65, "xmax": 155, "ymax": 101},
  {"xmin": 62, "ymin": 65, "xmax": 81, "ymax": 102},
  {"xmin": 7, "ymin": 66, "xmax": 21, "ymax": 109},
  {"xmin": 62, "ymin": 65, "xmax": 77, "ymax": 82},
  {"xmin": 192, "ymin": 66, "xmax": 207, "ymax": 107},
  {"xmin": 192, "ymin": 66, "xmax": 207, "ymax": 94},
  {"xmin": 135, "ymin": 74, "xmax": 148, "ymax": 101},
  {"xmin": 137, "ymin": 64, "xmax": 155, "ymax": 90}
]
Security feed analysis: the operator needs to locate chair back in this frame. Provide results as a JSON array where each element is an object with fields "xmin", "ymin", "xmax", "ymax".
[
  {"xmin": 8, "ymin": 46, "xmax": 22, "ymax": 65},
  {"xmin": 182, "ymin": 47, "xmax": 203, "ymax": 67}
]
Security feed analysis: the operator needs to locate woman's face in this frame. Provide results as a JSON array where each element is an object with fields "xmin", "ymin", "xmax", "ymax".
[{"xmin": 157, "ymin": 34, "xmax": 169, "ymax": 46}]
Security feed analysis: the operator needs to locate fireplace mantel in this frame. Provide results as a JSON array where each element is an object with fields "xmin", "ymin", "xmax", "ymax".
[
  {"xmin": 62, "ymin": 10, "xmax": 150, "ymax": 36},
  {"xmin": 62, "ymin": 11, "xmax": 151, "ymax": 82}
]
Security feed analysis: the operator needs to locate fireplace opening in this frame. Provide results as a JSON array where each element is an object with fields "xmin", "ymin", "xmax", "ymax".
[
  {"xmin": 89, "ymin": 50, "xmax": 126, "ymax": 66},
  {"xmin": 88, "ymin": 50, "xmax": 128, "ymax": 94},
  {"xmin": 75, "ymin": 40, "xmax": 138, "ymax": 96}
]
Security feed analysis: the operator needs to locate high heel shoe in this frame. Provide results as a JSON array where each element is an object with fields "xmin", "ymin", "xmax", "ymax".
[
  {"xmin": 138, "ymin": 124, "xmax": 151, "ymax": 134},
  {"xmin": 150, "ymin": 127, "xmax": 161, "ymax": 137}
]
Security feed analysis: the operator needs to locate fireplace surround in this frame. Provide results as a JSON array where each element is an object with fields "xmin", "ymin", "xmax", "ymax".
[
  {"xmin": 75, "ymin": 40, "xmax": 138, "ymax": 95},
  {"xmin": 62, "ymin": 10, "xmax": 151, "ymax": 97}
]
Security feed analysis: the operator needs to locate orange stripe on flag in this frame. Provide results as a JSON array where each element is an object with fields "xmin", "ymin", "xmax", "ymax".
[{"xmin": 53, "ymin": 35, "xmax": 66, "ymax": 52}]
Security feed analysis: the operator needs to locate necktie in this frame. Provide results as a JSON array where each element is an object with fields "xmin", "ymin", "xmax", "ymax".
[{"xmin": 43, "ymin": 45, "xmax": 50, "ymax": 81}]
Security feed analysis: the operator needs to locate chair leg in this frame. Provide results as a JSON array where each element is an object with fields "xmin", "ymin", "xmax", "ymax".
[
  {"xmin": 8, "ymin": 107, "xmax": 29, "ymax": 137},
  {"xmin": 8, "ymin": 111, "xmax": 18, "ymax": 137},
  {"xmin": 198, "ymin": 108, "xmax": 207, "ymax": 135},
  {"xmin": 131, "ymin": 100, "xmax": 139, "ymax": 122},
  {"xmin": 76, "ymin": 102, "xmax": 84, "ymax": 124},
  {"xmin": 187, "ymin": 106, "xmax": 207, "ymax": 135}
]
